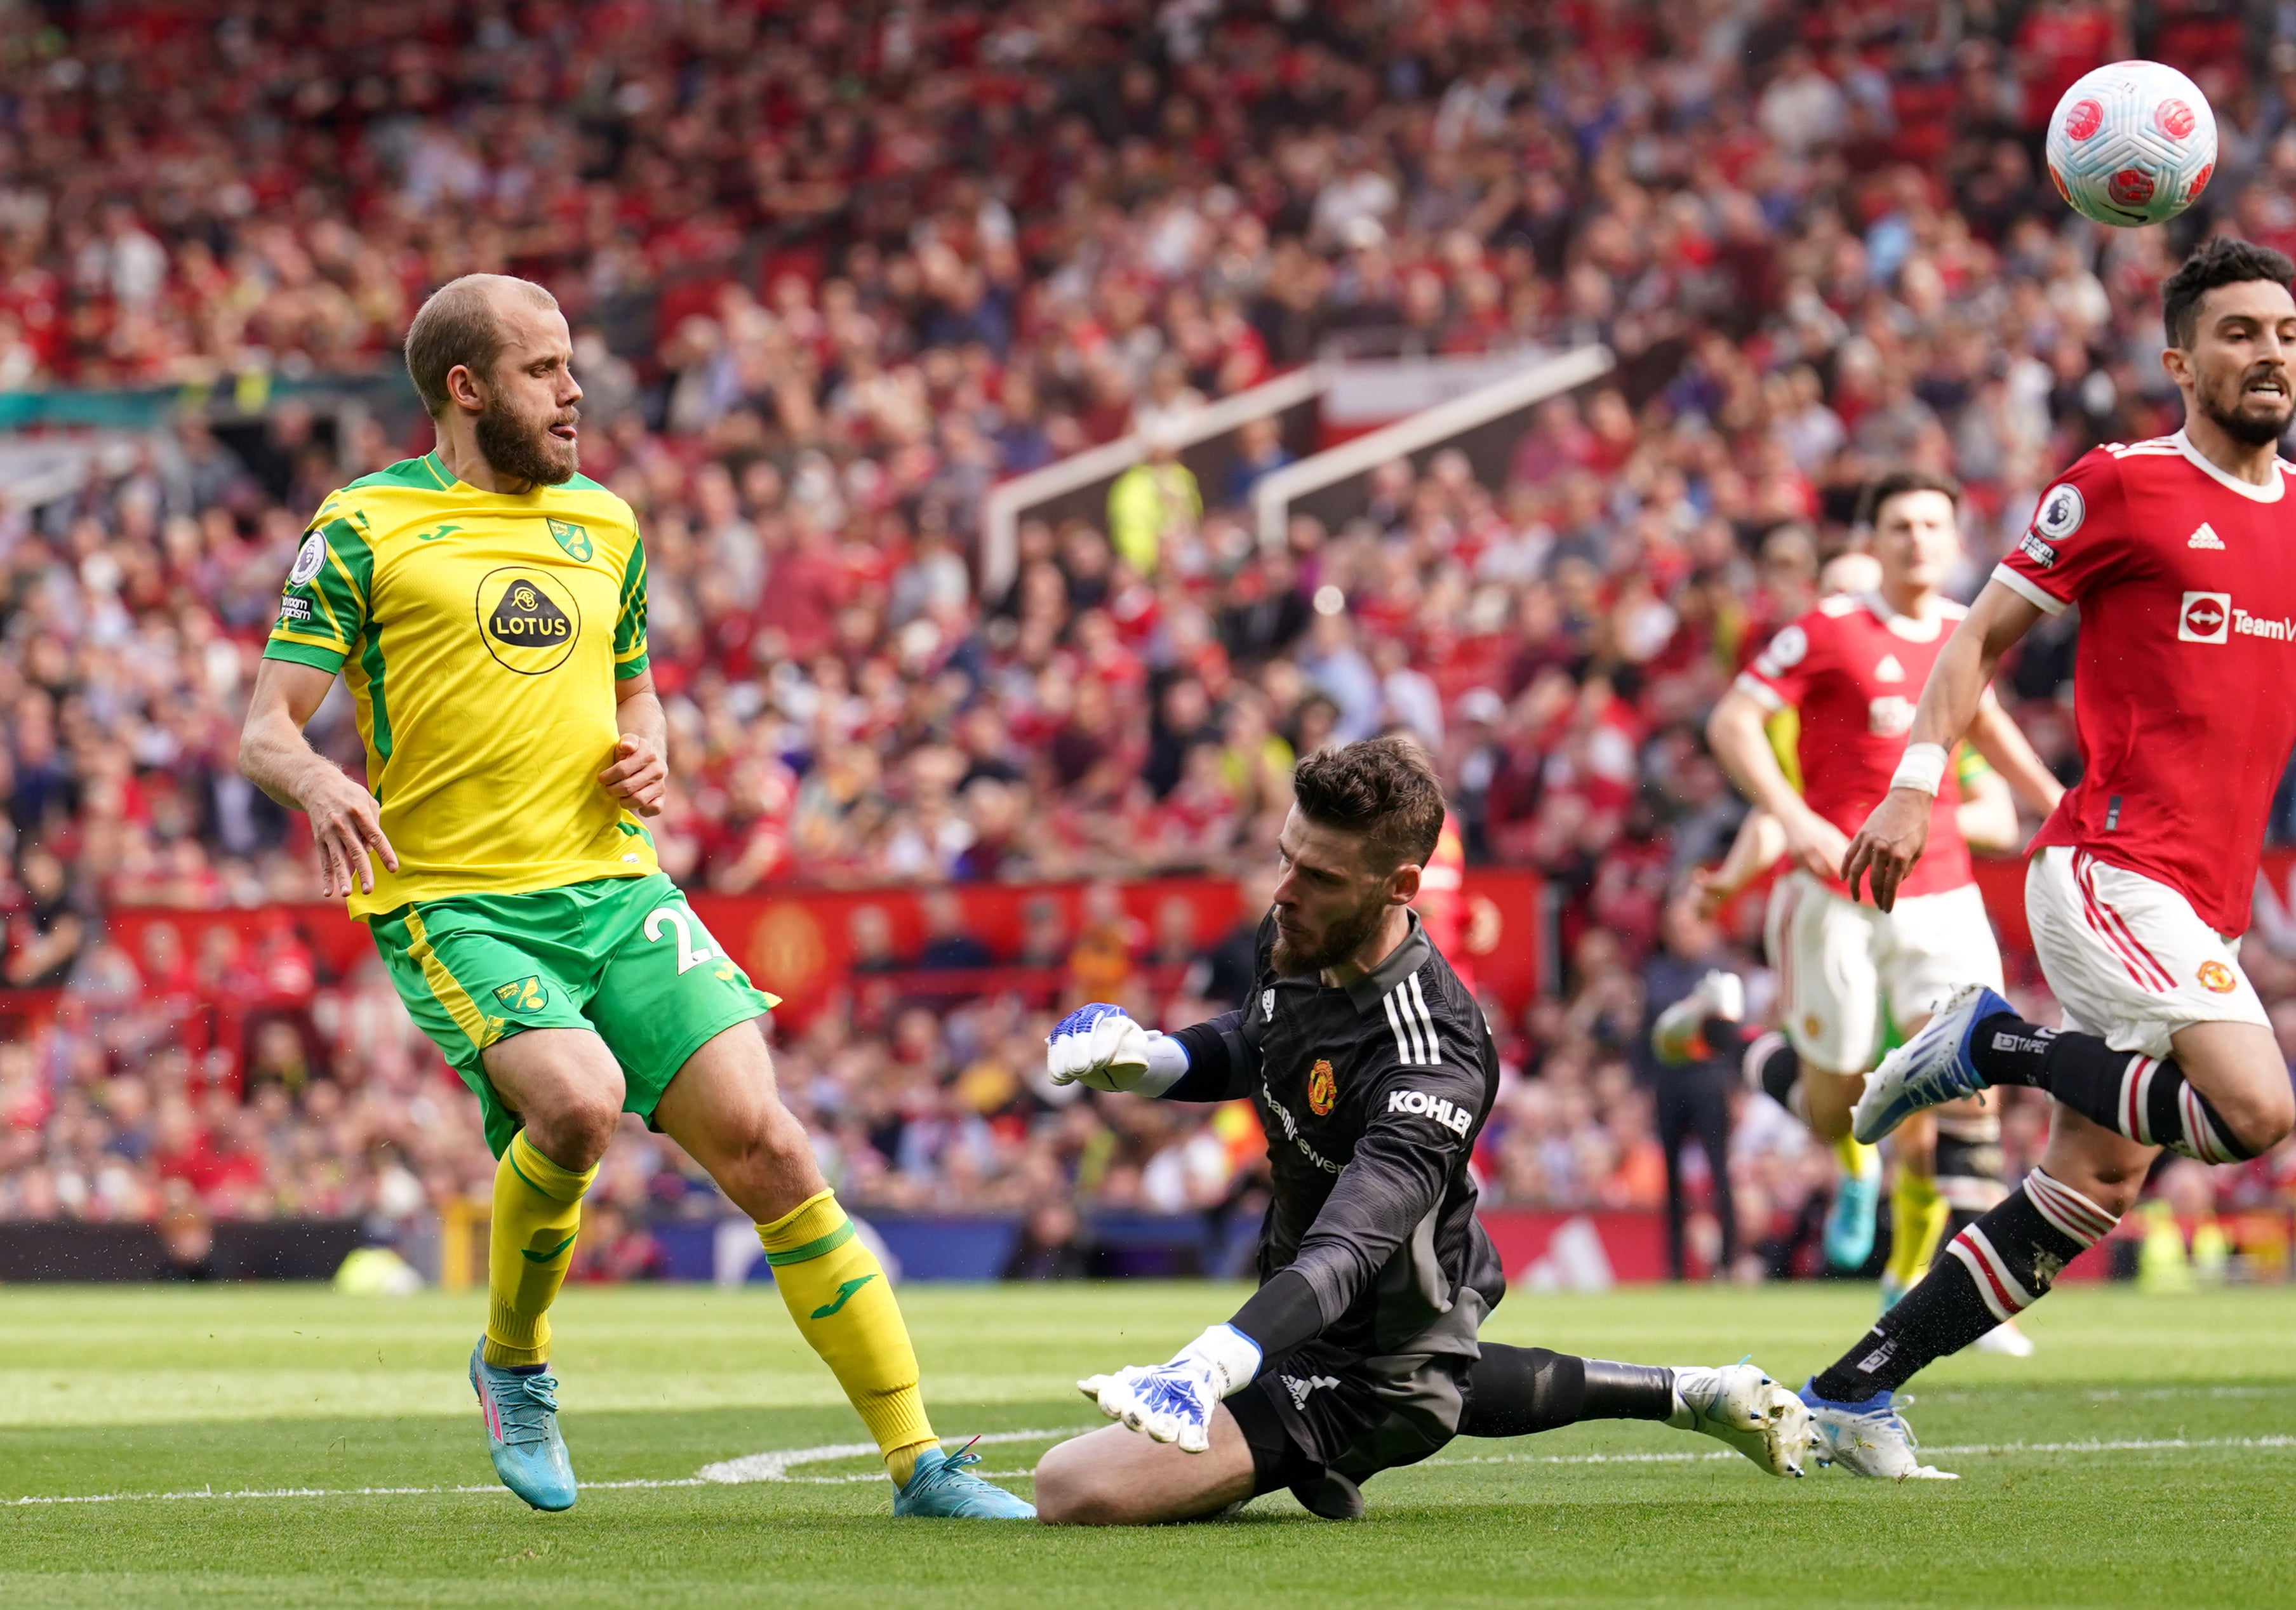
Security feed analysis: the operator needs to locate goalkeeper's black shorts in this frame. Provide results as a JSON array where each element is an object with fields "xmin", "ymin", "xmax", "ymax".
[{"xmin": 1225, "ymin": 1329, "xmax": 1477, "ymax": 1497}]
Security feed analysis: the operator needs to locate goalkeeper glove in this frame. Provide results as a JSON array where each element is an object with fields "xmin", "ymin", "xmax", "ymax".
[
  {"xmin": 1078, "ymin": 1324, "xmax": 1262, "ymax": 1454},
  {"xmin": 1046, "ymin": 1002, "xmax": 1188, "ymax": 1093}
]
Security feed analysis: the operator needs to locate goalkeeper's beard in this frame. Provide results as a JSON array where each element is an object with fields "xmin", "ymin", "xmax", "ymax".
[
  {"xmin": 1272, "ymin": 891, "xmax": 1389, "ymax": 978},
  {"xmin": 476, "ymin": 391, "xmax": 579, "ymax": 486}
]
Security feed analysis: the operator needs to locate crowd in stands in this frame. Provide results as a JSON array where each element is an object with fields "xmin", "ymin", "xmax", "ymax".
[{"xmin": 8, "ymin": 0, "xmax": 2296, "ymax": 1274}]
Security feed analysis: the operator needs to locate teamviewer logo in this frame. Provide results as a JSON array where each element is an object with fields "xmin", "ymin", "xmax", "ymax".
[{"xmin": 2180, "ymin": 590, "xmax": 2231, "ymax": 644}]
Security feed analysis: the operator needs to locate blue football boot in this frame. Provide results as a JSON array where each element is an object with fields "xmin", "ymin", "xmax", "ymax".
[
  {"xmin": 893, "ymin": 1445, "xmax": 1037, "ymax": 1519},
  {"xmin": 1852, "ymin": 983, "xmax": 2012, "ymax": 1144},
  {"xmin": 470, "ymin": 1340, "xmax": 577, "ymax": 1512}
]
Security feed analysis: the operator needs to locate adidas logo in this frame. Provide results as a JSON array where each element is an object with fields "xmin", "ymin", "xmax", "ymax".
[
  {"xmin": 2189, "ymin": 522, "xmax": 2226, "ymax": 550},
  {"xmin": 1874, "ymin": 653, "xmax": 1904, "ymax": 682}
]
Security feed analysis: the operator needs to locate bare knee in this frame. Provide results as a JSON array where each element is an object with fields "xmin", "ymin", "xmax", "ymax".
[
  {"xmin": 709, "ymin": 1103, "xmax": 827, "ymax": 1220},
  {"xmin": 2217, "ymin": 1082, "xmax": 2296, "ymax": 1157},
  {"xmin": 521, "ymin": 1091, "xmax": 620, "ymax": 1172},
  {"xmin": 1031, "ymin": 1440, "xmax": 1130, "ymax": 1526}
]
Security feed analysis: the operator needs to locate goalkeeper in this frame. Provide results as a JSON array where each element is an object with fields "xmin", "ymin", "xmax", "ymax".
[{"xmin": 1030, "ymin": 738, "xmax": 1813, "ymax": 1524}]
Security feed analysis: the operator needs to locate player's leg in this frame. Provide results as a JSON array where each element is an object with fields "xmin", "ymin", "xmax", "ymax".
[
  {"xmin": 368, "ymin": 898, "xmax": 606, "ymax": 1512},
  {"xmin": 649, "ymin": 1024, "xmax": 968, "ymax": 1503},
  {"xmin": 591, "ymin": 875, "xmax": 1029, "ymax": 1517},
  {"xmin": 480, "ymin": 1028, "xmax": 626, "ymax": 1366},
  {"xmin": 1033, "ymin": 1407, "xmax": 1260, "ymax": 1524},
  {"xmin": 1457, "ymin": 1346, "xmax": 1808, "ymax": 1475},
  {"xmin": 1768, "ymin": 876, "xmax": 1886, "ymax": 1266},
  {"xmin": 1857, "ymin": 850, "xmax": 2294, "ymax": 1161},
  {"xmin": 1881, "ymin": 1110, "xmax": 1944, "ymax": 1300},
  {"xmin": 1874, "ymin": 886, "xmax": 2008, "ymax": 1314},
  {"xmin": 1801, "ymin": 1099, "xmax": 2144, "ymax": 1477}
]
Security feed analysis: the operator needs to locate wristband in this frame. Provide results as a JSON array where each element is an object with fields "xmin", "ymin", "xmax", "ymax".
[
  {"xmin": 1133, "ymin": 1032, "xmax": 1192, "ymax": 1097},
  {"xmin": 1890, "ymin": 742, "xmax": 1949, "ymax": 797},
  {"xmin": 1174, "ymin": 1322, "xmax": 1263, "ymax": 1397}
]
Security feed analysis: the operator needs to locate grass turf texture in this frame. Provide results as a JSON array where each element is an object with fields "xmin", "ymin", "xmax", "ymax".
[{"xmin": 4, "ymin": 1284, "xmax": 2295, "ymax": 1608}]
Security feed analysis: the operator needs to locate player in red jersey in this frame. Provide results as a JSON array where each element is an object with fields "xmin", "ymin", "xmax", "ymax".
[
  {"xmin": 1798, "ymin": 237, "xmax": 2296, "ymax": 1477},
  {"xmin": 1705, "ymin": 472, "xmax": 2064, "ymax": 1281}
]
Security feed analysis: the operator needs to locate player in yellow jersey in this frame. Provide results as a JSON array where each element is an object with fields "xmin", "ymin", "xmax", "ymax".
[{"xmin": 238, "ymin": 274, "xmax": 1031, "ymax": 1519}]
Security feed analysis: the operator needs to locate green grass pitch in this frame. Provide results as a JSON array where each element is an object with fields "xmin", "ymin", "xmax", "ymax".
[{"xmin": 5, "ymin": 1282, "xmax": 2295, "ymax": 1609}]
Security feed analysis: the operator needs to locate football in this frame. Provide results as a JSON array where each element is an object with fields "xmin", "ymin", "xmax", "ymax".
[{"xmin": 2045, "ymin": 60, "xmax": 2217, "ymax": 227}]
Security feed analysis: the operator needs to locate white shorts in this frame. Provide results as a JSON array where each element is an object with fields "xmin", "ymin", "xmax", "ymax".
[
  {"xmin": 2024, "ymin": 846, "xmax": 2269, "ymax": 1059},
  {"xmin": 1765, "ymin": 872, "xmax": 2005, "ymax": 1073}
]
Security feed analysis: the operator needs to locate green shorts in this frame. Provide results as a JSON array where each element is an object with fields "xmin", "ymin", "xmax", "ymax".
[{"xmin": 368, "ymin": 872, "xmax": 778, "ymax": 1157}]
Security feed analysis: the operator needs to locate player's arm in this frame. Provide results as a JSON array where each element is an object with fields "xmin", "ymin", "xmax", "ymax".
[
  {"xmin": 1841, "ymin": 580, "xmax": 2043, "ymax": 910},
  {"xmin": 1952, "ymin": 754, "xmax": 2019, "ymax": 853},
  {"xmin": 597, "ymin": 532, "xmax": 665, "ymax": 816},
  {"xmin": 1695, "ymin": 806, "xmax": 1786, "ymax": 915},
  {"xmin": 239, "ymin": 657, "xmax": 399, "ymax": 899},
  {"xmin": 1080, "ymin": 1023, "xmax": 1483, "ymax": 1449},
  {"xmin": 1705, "ymin": 686, "xmax": 1846, "ymax": 881},
  {"xmin": 599, "ymin": 669, "xmax": 668, "ymax": 817},
  {"xmin": 1045, "ymin": 1004, "xmax": 1257, "ymax": 1100},
  {"xmin": 1963, "ymin": 688, "xmax": 2066, "ymax": 816}
]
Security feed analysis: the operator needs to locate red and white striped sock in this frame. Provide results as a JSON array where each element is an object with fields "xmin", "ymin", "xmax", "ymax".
[
  {"xmin": 1813, "ymin": 1169, "xmax": 2118, "ymax": 1399},
  {"xmin": 1972, "ymin": 1014, "xmax": 2261, "ymax": 1166}
]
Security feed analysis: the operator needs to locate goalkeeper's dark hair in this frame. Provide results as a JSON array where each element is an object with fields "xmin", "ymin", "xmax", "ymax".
[
  {"xmin": 404, "ymin": 274, "xmax": 561, "ymax": 418},
  {"xmin": 1857, "ymin": 468, "xmax": 1959, "ymax": 529},
  {"xmin": 2163, "ymin": 237, "xmax": 2296, "ymax": 350},
  {"xmin": 1292, "ymin": 735, "xmax": 1447, "ymax": 873}
]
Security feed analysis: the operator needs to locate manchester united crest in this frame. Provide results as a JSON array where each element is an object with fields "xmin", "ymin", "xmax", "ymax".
[
  {"xmin": 1307, "ymin": 1058, "xmax": 1337, "ymax": 1116},
  {"xmin": 2197, "ymin": 959, "xmax": 2238, "ymax": 994}
]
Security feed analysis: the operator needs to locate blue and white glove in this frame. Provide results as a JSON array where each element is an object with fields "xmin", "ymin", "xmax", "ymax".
[
  {"xmin": 1046, "ymin": 1003, "xmax": 1189, "ymax": 1094},
  {"xmin": 1078, "ymin": 1324, "xmax": 1262, "ymax": 1454}
]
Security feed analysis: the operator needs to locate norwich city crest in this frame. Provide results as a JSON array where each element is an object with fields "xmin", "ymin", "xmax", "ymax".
[
  {"xmin": 546, "ymin": 517, "xmax": 592, "ymax": 561},
  {"xmin": 493, "ymin": 976, "xmax": 549, "ymax": 1015},
  {"xmin": 476, "ymin": 566, "xmax": 582, "ymax": 675}
]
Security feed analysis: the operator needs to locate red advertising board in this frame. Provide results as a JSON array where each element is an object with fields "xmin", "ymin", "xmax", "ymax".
[{"xmin": 96, "ymin": 868, "xmax": 1549, "ymax": 1028}]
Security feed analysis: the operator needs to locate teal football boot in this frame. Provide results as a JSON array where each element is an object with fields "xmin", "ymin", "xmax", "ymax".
[
  {"xmin": 470, "ymin": 1340, "xmax": 577, "ymax": 1512},
  {"xmin": 893, "ymin": 1445, "xmax": 1037, "ymax": 1519},
  {"xmin": 1824, "ymin": 1168, "xmax": 1879, "ymax": 1270}
]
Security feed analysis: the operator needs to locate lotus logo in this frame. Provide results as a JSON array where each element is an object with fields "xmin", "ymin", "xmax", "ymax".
[
  {"xmin": 2179, "ymin": 590, "xmax": 2230, "ymax": 644},
  {"xmin": 2064, "ymin": 98, "xmax": 2104, "ymax": 141}
]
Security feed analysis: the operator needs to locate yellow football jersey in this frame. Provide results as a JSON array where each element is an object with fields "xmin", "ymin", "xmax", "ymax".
[{"xmin": 264, "ymin": 451, "xmax": 659, "ymax": 918}]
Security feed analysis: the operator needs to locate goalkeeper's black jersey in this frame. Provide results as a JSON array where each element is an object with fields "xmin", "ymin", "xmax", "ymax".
[{"xmin": 1168, "ymin": 910, "xmax": 1505, "ymax": 1362}]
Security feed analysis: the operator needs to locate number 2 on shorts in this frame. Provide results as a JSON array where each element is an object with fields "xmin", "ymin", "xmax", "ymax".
[{"xmin": 644, "ymin": 903, "xmax": 719, "ymax": 974}]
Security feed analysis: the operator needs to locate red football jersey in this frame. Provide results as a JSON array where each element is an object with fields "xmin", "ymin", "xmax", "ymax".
[
  {"xmin": 1735, "ymin": 592, "xmax": 1975, "ymax": 899},
  {"xmin": 1996, "ymin": 431, "xmax": 2296, "ymax": 936}
]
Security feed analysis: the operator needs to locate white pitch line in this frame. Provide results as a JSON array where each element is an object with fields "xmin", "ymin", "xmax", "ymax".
[
  {"xmin": 12, "ymin": 1429, "xmax": 2295, "ymax": 1508},
  {"xmin": 693, "ymin": 1425, "xmax": 1077, "ymax": 1485}
]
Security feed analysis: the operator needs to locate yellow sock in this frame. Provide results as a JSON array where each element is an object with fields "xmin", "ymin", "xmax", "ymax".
[
  {"xmin": 1886, "ymin": 1169, "xmax": 1951, "ymax": 1287},
  {"xmin": 1831, "ymin": 1133, "xmax": 1879, "ymax": 1183},
  {"xmin": 482, "ymin": 1130, "xmax": 595, "ymax": 1368},
  {"xmin": 759, "ymin": 1189, "xmax": 935, "ymax": 1482}
]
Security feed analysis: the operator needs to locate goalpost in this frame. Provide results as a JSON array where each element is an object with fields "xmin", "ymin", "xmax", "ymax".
[{"xmin": 1250, "ymin": 345, "xmax": 1613, "ymax": 549}]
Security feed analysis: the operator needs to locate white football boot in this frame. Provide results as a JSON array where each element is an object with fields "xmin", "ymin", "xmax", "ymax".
[
  {"xmin": 1669, "ymin": 1364, "xmax": 1813, "ymax": 1477},
  {"xmin": 1798, "ymin": 1381, "xmax": 1957, "ymax": 1479}
]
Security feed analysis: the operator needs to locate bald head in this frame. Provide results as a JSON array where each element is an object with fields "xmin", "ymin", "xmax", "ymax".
[{"xmin": 404, "ymin": 274, "xmax": 561, "ymax": 420}]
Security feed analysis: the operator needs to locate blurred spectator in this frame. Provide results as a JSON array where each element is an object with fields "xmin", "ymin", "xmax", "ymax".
[
  {"xmin": 1638, "ymin": 896, "xmax": 1740, "ymax": 1281},
  {"xmin": 1001, "ymin": 1197, "xmax": 1091, "ymax": 1281},
  {"xmin": 570, "ymin": 1201, "xmax": 670, "ymax": 1284}
]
